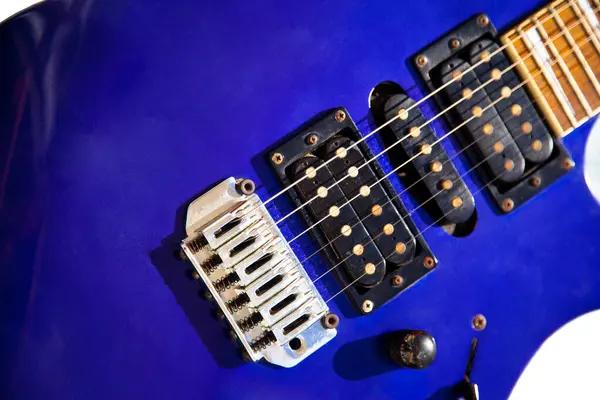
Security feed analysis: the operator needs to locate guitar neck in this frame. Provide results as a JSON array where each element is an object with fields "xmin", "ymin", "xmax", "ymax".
[{"xmin": 501, "ymin": 0, "xmax": 600, "ymax": 137}]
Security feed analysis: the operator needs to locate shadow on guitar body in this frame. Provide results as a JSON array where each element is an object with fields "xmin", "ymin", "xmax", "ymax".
[{"xmin": 149, "ymin": 180, "xmax": 246, "ymax": 369}]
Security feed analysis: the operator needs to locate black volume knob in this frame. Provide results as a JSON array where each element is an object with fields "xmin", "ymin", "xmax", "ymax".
[{"xmin": 389, "ymin": 329, "xmax": 436, "ymax": 369}]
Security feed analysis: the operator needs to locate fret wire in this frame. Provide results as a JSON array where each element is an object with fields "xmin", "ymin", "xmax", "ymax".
[
  {"xmin": 551, "ymin": 5, "xmax": 600, "ymax": 107},
  {"xmin": 533, "ymin": 15, "xmax": 593, "ymax": 118},
  {"xmin": 571, "ymin": 1, "xmax": 600, "ymax": 59},
  {"xmin": 519, "ymin": 26, "xmax": 580, "ymax": 126}
]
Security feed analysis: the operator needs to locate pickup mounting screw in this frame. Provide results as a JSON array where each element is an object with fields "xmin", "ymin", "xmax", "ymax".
[
  {"xmin": 322, "ymin": 313, "xmax": 340, "ymax": 329},
  {"xmin": 449, "ymin": 38, "xmax": 461, "ymax": 49},
  {"xmin": 362, "ymin": 300, "xmax": 374, "ymax": 313},
  {"xmin": 502, "ymin": 198, "xmax": 514, "ymax": 212},
  {"xmin": 306, "ymin": 134, "xmax": 318, "ymax": 145},
  {"xmin": 562, "ymin": 158, "xmax": 575, "ymax": 170},
  {"xmin": 530, "ymin": 176, "xmax": 541, "ymax": 187},
  {"xmin": 477, "ymin": 14, "xmax": 489, "ymax": 27},
  {"xmin": 423, "ymin": 256, "xmax": 435, "ymax": 268},
  {"xmin": 416, "ymin": 55, "xmax": 428, "ymax": 67},
  {"xmin": 272, "ymin": 153, "xmax": 284, "ymax": 165},
  {"xmin": 392, "ymin": 275, "xmax": 404, "ymax": 287},
  {"xmin": 335, "ymin": 110, "xmax": 346, "ymax": 122},
  {"xmin": 472, "ymin": 314, "xmax": 487, "ymax": 331},
  {"xmin": 237, "ymin": 179, "xmax": 255, "ymax": 195}
]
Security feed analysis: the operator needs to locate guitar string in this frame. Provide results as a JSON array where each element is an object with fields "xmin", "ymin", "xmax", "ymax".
[
  {"xmin": 272, "ymin": 6, "xmax": 591, "ymax": 229},
  {"xmin": 280, "ymin": 20, "xmax": 594, "ymax": 246},
  {"xmin": 313, "ymin": 34, "xmax": 593, "ymax": 292},
  {"xmin": 225, "ymin": 3, "xmax": 594, "ymax": 248},
  {"xmin": 309, "ymin": 98, "xmax": 543, "ymax": 281},
  {"xmin": 325, "ymin": 170, "xmax": 506, "ymax": 304},
  {"xmin": 235, "ymin": 0, "xmax": 582, "ymax": 221},
  {"xmin": 216, "ymin": 25, "xmax": 594, "ymax": 287}
]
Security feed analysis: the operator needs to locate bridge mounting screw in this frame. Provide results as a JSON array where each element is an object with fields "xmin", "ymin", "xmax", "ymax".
[
  {"xmin": 272, "ymin": 153, "xmax": 284, "ymax": 165},
  {"xmin": 392, "ymin": 275, "xmax": 404, "ymax": 287},
  {"xmin": 362, "ymin": 300, "xmax": 374, "ymax": 313},
  {"xmin": 416, "ymin": 55, "xmax": 428, "ymax": 67},
  {"xmin": 306, "ymin": 134, "xmax": 318, "ymax": 145},
  {"xmin": 321, "ymin": 313, "xmax": 340, "ymax": 329},
  {"xmin": 472, "ymin": 314, "xmax": 487, "ymax": 331},
  {"xmin": 449, "ymin": 38, "xmax": 461, "ymax": 49},
  {"xmin": 335, "ymin": 110, "xmax": 346, "ymax": 122},
  {"xmin": 477, "ymin": 14, "xmax": 489, "ymax": 27},
  {"xmin": 501, "ymin": 198, "xmax": 514, "ymax": 213}
]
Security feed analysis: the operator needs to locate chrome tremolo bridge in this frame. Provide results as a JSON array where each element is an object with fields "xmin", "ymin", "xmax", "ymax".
[{"xmin": 181, "ymin": 177, "xmax": 337, "ymax": 367}]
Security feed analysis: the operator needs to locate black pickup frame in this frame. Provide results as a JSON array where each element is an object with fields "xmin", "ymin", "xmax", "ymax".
[
  {"xmin": 413, "ymin": 14, "xmax": 572, "ymax": 213},
  {"xmin": 269, "ymin": 108, "xmax": 436, "ymax": 314}
]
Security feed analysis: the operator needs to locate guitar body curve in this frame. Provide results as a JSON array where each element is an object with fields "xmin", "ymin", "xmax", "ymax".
[{"xmin": 1, "ymin": 0, "xmax": 600, "ymax": 398}]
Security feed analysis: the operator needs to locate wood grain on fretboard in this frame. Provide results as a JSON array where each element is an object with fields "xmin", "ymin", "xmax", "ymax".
[{"xmin": 501, "ymin": 0, "xmax": 600, "ymax": 137}]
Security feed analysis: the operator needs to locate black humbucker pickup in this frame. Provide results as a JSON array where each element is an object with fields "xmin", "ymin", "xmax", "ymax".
[
  {"xmin": 413, "ymin": 14, "xmax": 572, "ymax": 213},
  {"xmin": 370, "ymin": 83, "xmax": 477, "ymax": 235},
  {"xmin": 269, "ymin": 108, "xmax": 436, "ymax": 314}
]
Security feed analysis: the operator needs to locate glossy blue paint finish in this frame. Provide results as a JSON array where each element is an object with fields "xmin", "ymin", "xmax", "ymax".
[{"xmin": 2, "ymin": 0, "xmax": 600, "ymax": 399}]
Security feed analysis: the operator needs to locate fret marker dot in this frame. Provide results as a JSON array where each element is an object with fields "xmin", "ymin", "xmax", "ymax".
[
  {"xmin": 491, "ymin": 68, "xmax": 502, "ymax": 80},
  {"xmin": 353, "ymin": 244, "xmax": 364, "ymax": 256},
  {"xmin": 452, "ymin": 71, "xmax": 463, "ymax": 80},
  {"xmin": 451, "ymin": 197, "xmax": 463, "ymax": 209},
  {"xmin": 348, "ymin": 166, "xmax": 359, "ymax": 178},
  {"xmin": 336, "ymin": 147, "xmax": 347, "ymax": 159},
  {"xmin": 398, "ymin": 108, "xmax": 409, "ymax": 120},
  {"xmin": 420, "ymin": 143, "xmax": 432, "ymax": 155},
  {"xmin": 365, "ymin": 263, "xmax": 376, "ymax": 275},
  {"xmin": 493, "ymin": 141, "xmax": 504, "ymax": 153},
  {"xmin": 480, "ymin": 50, "xmax": 491, "ymax": 62},
  {"xmin": 472, "ymin": 106, "xmax": 483, "ymax": 117},
  {"xmin": 395, "ymin": 242, "xmax": 407, "ymax": 255},
  {"xmin": 329, "ymin": 206, "xmax": 340, "ymax": 218},
  {"xmin": 462, "ymin": 88, "xmax": 473, "ymax": 100},
  {"xmin": 511, "ymin": 104, "xmax": 522, "ymax": 116},
  {"xmin": 522, "ymin": 121, "xmax": 532, "ymax": 134},
  {"xmin": 360, "ymin": 186, "xmax": 371, "ymax": 197},
  {"xmin": 501, "ymin": 86, "xmax": 512, "ymax": 98},
  {"xmin": 532, "ymin": 139, "xmax": 543, "ymax": 152},
  {"xmin": 383, "ymin": 223, "xmax": 394, "ymax": 235},
  {"xmin": 305, "ymin": 167, "xmax": 316, "ymax": 179},
  {"xmin": 409, "ymin": 126, "xmax": 421, "ymax": 138},
  {"xmin": 483, "ymin": 123, "xmax": 494, "ymax": 135},
  {"xmin": 341, "ymin": 225, "xmax": 352, "ymax": 236},
  {"xmin": 440, "ymin": 179, "xmax": 453, "ymax": 191},
  {"xmin": 317, "ymin": 186, "xmax": 328, "ymax": 198},
  {"xmin": 505, "ymin": 159, "xmax": 515, "ymax": 171},
  {"xmin": 430, "ymin": 161, "xmax": 443, "ymax": 173},
  {"xmin": 371, "ymin": 204, "xmax": 383, "ymax": 216}
]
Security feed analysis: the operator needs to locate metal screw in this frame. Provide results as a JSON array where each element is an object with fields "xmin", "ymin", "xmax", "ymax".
[
  {"xmin": 322, "ymin": 313, "xmax": 340, "ymax": 329},
  {"xmin": 502, "ymin": 198, "xmax": 515, "ymax": 213},
  {"xmin": 229, "ymin": 330, "xmax": 239, "ymax": 342},
  {"xmin": 450, "ymin": 38, "xmax": 461, "ymax": 49},
  {"xmin": 191, "ymin": 270, "xmax": 200, "ymax": 280},
  {"xmin": 472, "ymin": 314, "xmax": 487, "ymax": 331},
  {"xmin": 423, "ymin": 256, "xmax": 435, "ymax": 268},
  {"xmin": 529, "ymin": 176, "xmax": 541, "ymax": 187},
  {"xmin": 562, "ymin": 158, "xmax": 575, "ymax": 170},
  {"xmin": 416, "ymin": 55, "xmax": 428, "ymax": 67},
  {"xmin": 335, "ymin": 110, "xmax": 346, "ymax": 122},
  {"xmin": 272, "ymin": 153, "xmax": 284, "ymax": 165},
  {"xmin": 241, "ymin": 349, "xmax": 252, "ymax": 363},
  {"xmin": 392, "ymin": 275, "xmax": 404, "ymax": 287},
  {"xmin": 203, "ymin": 290, "xmax": 213, "ymax": 301},
  {"xmin": 216, "ymin": 310, "xmax": 226, "ymax": 320},
  {"xmin": 477, "ymin": 14, "xmax": 489, "ymax": 27},
  {"xmin": 306, "ymin": 134, "xmax": 318, "ymax": 145},
  {"xmin": 362, "ymin": 300, "xmax": 374, "ymax": 313}
]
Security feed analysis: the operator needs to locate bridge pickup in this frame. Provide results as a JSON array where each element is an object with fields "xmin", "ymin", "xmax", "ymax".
[
  {"xmin": 181, "ymin": 178, "xmax": 336, "ymax": 368},
  {"xmin": 269, "ymin": 108, "xmax": 436, "ymax": 314},
  {"xmin": 413, "ymin": 14, "xmax": 572, "ymax": 213},
  {"xmin": 370, "ymin": 83, "xmax": 476, "ymax": 231}
]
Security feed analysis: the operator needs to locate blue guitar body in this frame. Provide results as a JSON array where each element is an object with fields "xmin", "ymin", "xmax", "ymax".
[{"xmin": 2, "ymin": 1, "xmax": 600, "ymax": 398}]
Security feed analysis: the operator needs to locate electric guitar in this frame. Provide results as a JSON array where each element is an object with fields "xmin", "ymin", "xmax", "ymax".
[{"xmin": 2, "ymin": 0, "xmax": 600, "ymax": 398}]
